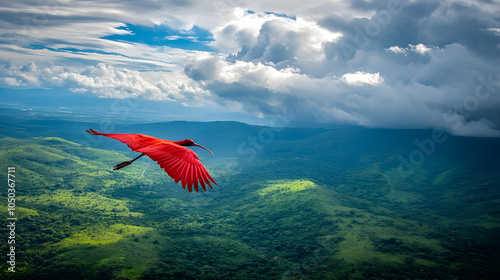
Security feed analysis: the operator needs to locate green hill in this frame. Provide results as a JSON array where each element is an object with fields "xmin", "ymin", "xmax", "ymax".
[{"xmin": 0, "ymin": 112, "xmax": 499, "ymax": 279}]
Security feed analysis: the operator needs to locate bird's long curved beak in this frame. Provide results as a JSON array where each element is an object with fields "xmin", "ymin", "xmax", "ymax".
[{"xmin": 193, "ymin": 143, "xmax": 213, "ymax": 156}]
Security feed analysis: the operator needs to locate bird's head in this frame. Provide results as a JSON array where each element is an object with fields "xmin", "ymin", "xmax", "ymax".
[{"xmin": 181, "ymin": 139, "xmax": 213, "ymax": 156}]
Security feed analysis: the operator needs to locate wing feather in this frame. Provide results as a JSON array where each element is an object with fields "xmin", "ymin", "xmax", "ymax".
[
  {"xmin": 188, "ymin": 164, "xmax": 195, "ymax": 193},
  {"xmin": 199, "ymin": 165, "xmax": 213, "ymax": 190},
  {"xmin": 174, "ymin": 161, "xmax": 189, "ymax": 184},
  {"xmin": 165, "ymin": 158, "xmax": 185, "ymax": 180},
  {"xmin": 184, "ymin": 164, "xmax": 191, "ymax": 192},
  {"xmin": 182, "ymin": 176, "xmax": 187, "ymax": 190},
  {"xmin": 86, "ymin": 128, "xmax": 161, "ymax": 151},
  {"xmin": 199, "ymin": 167, "xmax": 209, "ymax": 184},
  {"xmin": 135, "ymin": 143, "xmax": 215, "ymax": 192},
  {"xmin": 200, "ymin": 169, "xmax": 213, "ymax": 189},
  {"xmin": 198, "ymin": 167, "xmax": 207, "ymax": 192},
  {"xmin": 88, "ymin": 128, "xmax": 216, "ymax": 192},
  {"xmin": 193, "ymin": 165, "xmax": 199, "ymax": 192}
]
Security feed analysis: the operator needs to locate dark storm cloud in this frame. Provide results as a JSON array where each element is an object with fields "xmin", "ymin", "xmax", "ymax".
[
  {"xmin": 186, "ymin": 2, "xmax": 500, "ymax": 136},
  {"xmin": 320, "ymin": 0, "xmax": 500, "ymax": 60}
]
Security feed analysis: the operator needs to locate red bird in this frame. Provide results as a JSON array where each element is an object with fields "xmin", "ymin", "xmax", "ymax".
[{"xmin": 87, "ymin": 128, "xmax": 216, "ymax": 192}]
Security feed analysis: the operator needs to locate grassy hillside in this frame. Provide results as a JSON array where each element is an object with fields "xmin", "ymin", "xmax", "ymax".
[{"xmin": 1, "ymin": 113, "xmax": 499, "ymax": 279}]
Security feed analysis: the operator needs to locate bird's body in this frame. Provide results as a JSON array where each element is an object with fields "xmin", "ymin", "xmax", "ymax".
[{"xmin": 87, "ymin": 128, "xmax": 216, "ymax": 192}]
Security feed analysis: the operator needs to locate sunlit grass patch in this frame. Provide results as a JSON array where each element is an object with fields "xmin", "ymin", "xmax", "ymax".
[
  {"xmin": 20, "ymin": 190, "xmax": 143, "ymax": 216},
  {"xmin": 257, "ymin": 179, "xmax": 317, "ymax": 196},
  {"xmin": 57, "ymin": 224, "xmax": 154, "ymax": 247},
  {"xmin": 20, "ymin": 146, "xmax": 68, "ymax": 162}
]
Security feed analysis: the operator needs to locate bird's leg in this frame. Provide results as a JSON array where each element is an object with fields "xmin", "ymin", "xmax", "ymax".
[{"xmin": 113, "ymin": 153, "xmax": 145, "ymax": 170}]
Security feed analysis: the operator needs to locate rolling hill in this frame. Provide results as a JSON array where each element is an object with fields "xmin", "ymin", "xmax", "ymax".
[{"xmin": 1, "ymin": 108, "xmax": 499, "ymax": 279}]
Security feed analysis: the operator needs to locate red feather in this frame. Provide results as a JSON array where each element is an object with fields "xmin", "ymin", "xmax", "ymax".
[{"xmin": 87, "ymin": 128, "xmax": 216, "ymax": 192}]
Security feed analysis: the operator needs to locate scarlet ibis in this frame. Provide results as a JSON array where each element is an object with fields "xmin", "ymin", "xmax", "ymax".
[{"xmin": 86, "ymin": 128, "xmax": 216, "ymax": 192}]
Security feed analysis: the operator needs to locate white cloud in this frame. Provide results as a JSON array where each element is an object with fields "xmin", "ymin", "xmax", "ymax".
[
  {"xmin": 0, "ymin": 42, "xmax": 191, "ymax": 73},
  {"xmin": 487, "ymin": 27, "xmax": 500, "ymax": 37},
  {"xmin": 185, "ymin": 53, "xmax": 300, "ymax": 93},
  {"xmin": 386, "ymin": 44, "xmax": 438, "ymax": 56},
  {"xmin": 341, "ymin": 71, "xmax": 383, "ymax": 86},
  {"xmin": 410, "ymin": 43, "xmax": 433, "ymax": 55},
  {"xmin": 210, "ymin": 10, "xmax": 341, "ymax": 75},
  {"xmin": 0, "ymin": 61, "xmax": 41, "ymax": 87},
  {"xmin": 386, "ymin": 46, "xmax": 407, "ymax": 54},
  {"xmin": 2, "ymin": 77, "xmax": 21, "ymax": 86},
  {"xmin": 210, "ymin": 9, "xmax": 272, "ymax": 55},
  {"xmin": 0, "ymin": 62, "xmax": 211, "ymax": 104}
]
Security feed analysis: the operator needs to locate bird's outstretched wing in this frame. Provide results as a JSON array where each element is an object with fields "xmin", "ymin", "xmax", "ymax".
[
  {"xmin": 136, "ymin": 144, "xmax": 217, "ymax": 192},
  {"xmin": 87, "ymin": 128, "xmax": 216, "ymax": 192},
  {"xmin": 86, "ymin": 128, "xmax": 160, "ymax": 151}
]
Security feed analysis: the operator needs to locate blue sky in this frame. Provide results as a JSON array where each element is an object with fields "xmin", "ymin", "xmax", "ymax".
[
  {"xmin": 1, "ymin": 0, "xmax": 500, "ymax": 136},
  {"xmin": 103, "ymin": 24, "xmax": 215, "ymax": 51}
]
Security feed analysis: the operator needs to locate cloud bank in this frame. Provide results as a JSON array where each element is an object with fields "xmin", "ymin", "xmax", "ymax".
[{"xmin": 1, "ymin": 0, "xmax": 500, "ymax": 136}]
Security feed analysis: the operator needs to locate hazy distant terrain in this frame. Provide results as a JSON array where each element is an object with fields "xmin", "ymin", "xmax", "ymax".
[{"xmin": 1, "ymin": 108, "xmax": 499, "ymax": 279}]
